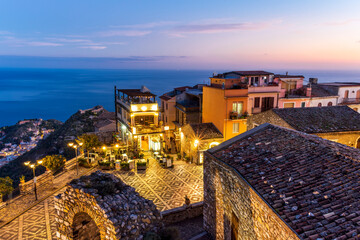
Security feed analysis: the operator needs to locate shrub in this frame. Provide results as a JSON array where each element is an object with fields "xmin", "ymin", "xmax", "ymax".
[
  {"xmin": 185, "ymin": 156, "xmax": 191, "ymax": 162},
  {"xmin": 99, "ymin": 161, "xmax": 111, "ymax": 166},
  {"xmin": 41, "ymin": 155, "xmax": 66, "ymax": 172},
  {"xmin": 177, "ymin": 153, "xmax": 181, "ymax": 160},
  {"xmin": 0, "ymin": 177, "xmax": 14, "ymax": 196},
  {"xmin": 137, "ymin": 161, "xmax": 147, "ymax": 167},
  {"xmin": 78, "ymin": 157, "xmax": 91, "ymax": 168}
]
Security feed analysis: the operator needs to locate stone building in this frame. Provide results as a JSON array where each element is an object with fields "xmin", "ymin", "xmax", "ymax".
[
  {"xmin": 247, "ymin": 106, "xmax": 360, "ymax": 148},
  {"xmin": 204, "ymin": 123, "xmax": 360, "ymax": 239},
  {"xmin": 54, "ymin": 171, "xmax": 162, "ymax": 240},
  {"xmin": 180, "ymin": 122, "xmax": 223, "ymax": 164}
]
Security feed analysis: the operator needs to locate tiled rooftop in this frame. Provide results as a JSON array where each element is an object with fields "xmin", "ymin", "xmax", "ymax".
[
  {"xmin": 188, "ymin": 123, "xmax": 223, "ymax": 139},
  {"xmin": 272, "ymin": 106, "xmax": 360, "ymax": 133},
  {"xmin": 209, "ymin": 124, "xmax": 360, "ymax": 239}
]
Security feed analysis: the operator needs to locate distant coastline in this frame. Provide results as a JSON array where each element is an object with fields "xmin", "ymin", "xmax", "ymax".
[{"xmin": 1, "ymin": 68, "xmax": 360, "ymax": 127}]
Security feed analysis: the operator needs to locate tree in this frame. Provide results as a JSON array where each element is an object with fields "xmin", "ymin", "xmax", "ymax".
[
  {"xmin": 0, "ymin": 177, "xmax": 14, "ymax": 196},
  {"xmin": 76, "ymin": 134, "xmax": 101, "ymax": 163},
  {"xmin": 42, "ymin": 155, "xmax": 66, "ymax": 172}
]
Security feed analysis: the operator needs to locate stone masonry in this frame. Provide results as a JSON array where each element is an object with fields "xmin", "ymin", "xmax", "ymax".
[
  {"xmin": 203, "ymin": 153, "xmax": 299, "ymax": 240},
  {"xmin": 54, "ymin": 171, "xmax": 162, "ymax": 240}
]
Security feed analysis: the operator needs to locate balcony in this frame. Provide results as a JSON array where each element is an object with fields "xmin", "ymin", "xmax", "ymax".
[
  {"xmin": 135, "ymin": 125, "xmax": 162, "ymax": 134},
  {"xmin": 248, "ymin": 84, "xmax": 280, "ymax": 93},
  {"xmin": 229, "ymin": 112, "xmax": 248, "ymax": 120},
  {"xmin": 341, "ymin": 98, "xmax": 360, "ymax": 104},
  {"xmin": 130, "ymin": 103, "xmax": 159, "ymax": 112}
]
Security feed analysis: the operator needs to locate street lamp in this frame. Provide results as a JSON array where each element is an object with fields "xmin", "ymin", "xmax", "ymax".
[
  {"xmin": 68, "ymin": 142, "xmax": 83, "ymax": 175},
  {"xmin": 24, "ymin": 159, "xmax": 43, "ymax": 201}
]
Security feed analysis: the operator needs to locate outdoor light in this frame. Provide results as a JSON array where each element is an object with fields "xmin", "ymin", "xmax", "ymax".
[
  {"xmin": 180, "ymin": 132, "xmax": 184, "ymax": 138},
  {"xmin": 151, "ymin": 105, "xmax": 158, "ymax": 111},
  {"xmin": 102, "ymin": 146, "xmax": 106, "ymax": 150},
  {"xmin": 37, "ymin": 160, "xmax": 43, "ymax": 164},
  {"xmin": 79, "ymin": 142, "xmax": 83, "ymax": 146},
  {"xmin": 160, "ymin": 133, "xmax": 163, "ymax": 137},
  {"xmin": 68, "ymin": 142, "xmax": 81, "ymax": 175},
  {"xmin": 24, "ymin": 161, "xmax": 30, "ymax": 166},
  {"xmin": 115, "ymin": 144, "xmax": 119, "ymax": 148},
  {"xmin": 194, "ymin": 139, "xmax": 199, "ymax": 147},
  {"xmin": 68, "ymin": 142, "xmax": 74, "ymax": 147},
  {"xmin": 131, "ymin": 105, "xmax": 138, "ymax": 111},
  {"xmin": 132, "ymin": 127, "xmax": 136, "ymax": 134},
  {"xmin": 164, "ymin": 126, "xmax": 169, "ymax": 131},
  {"xmin": 141, "ymin": 106, "xmax": 147, "ymax": 111},
  {"xmin": 121, "ymin": 125, "xmax": 126, "ymax": 130},
  {"xmin": 24, "ymin": 159, "xmax": 44, "ymax": 201},
  {"xmin": 179, "ymin": 128, "xmax": 182, "ymax": 132}
]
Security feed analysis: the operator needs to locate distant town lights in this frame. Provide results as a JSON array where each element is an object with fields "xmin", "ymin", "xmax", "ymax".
[{"xmin": 141, "ymin": 106, "xmax": 147, "ymax": 111}]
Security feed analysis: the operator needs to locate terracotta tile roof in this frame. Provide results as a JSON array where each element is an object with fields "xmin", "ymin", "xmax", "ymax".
[
  {"xmin": 320, "ymin": 82, "xmax": 360, "ymax": 87},
  {"xmin": 188, "ymin": 123, "xmax": 223, "ymax": 139},
  {"xmin": 308, "ymin": 85, "xmax": 337, "ymax": 98},
  {"xmin": 274, "ymin": 74, "xmax": 305, "ymax": 78},
  {"xmin": 229, "ymin": 71, "xmax": 274, "ymax": 76},
  {"xmin": 271, "ymin": 106, "xmax": 360, "ymax": 133},
  {"xmin": 209, "ymin": 124, "xmax": 360, "ymax": 239}
]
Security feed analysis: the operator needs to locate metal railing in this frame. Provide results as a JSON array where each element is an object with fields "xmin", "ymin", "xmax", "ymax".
[{"xmin": 341, "ymin": 98, "xmax": 360, "ymax": 104}]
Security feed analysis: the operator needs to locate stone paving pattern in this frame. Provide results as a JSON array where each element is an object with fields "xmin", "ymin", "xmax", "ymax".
[{"xmin": 0, "ymin": 156, "xmax": 203, "ymax": 239}]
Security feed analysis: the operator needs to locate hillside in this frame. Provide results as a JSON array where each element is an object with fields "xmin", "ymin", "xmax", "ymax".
[{"xmin": 0, "ymin": 106, "xmax": 114, "ymax": 186}]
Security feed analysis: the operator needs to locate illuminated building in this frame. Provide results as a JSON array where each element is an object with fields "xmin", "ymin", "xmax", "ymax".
[{"xmin": 115, "ymin": 86, "xmax": 162, "ymax": 151}]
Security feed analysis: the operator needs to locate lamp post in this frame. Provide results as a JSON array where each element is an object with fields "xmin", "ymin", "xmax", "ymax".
[
  {"xmin": 24, "ymin": 159, "xmax": 43, "ymax": 201},
  {"xmin": 68, "ymin": 142, "xmax": 83, "ymax": 175}
]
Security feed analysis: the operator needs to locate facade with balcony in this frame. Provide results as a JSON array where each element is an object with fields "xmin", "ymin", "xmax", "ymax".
[{"xmin": 115, "ymin": 86, "xmax": 162, "ymax": 151}]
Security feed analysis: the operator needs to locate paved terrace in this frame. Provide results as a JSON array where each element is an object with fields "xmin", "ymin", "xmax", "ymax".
[{"xmin": 0, "ymin": 156, "xmax": 203, "ymax": 239}]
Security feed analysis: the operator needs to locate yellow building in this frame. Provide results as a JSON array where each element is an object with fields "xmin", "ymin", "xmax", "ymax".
[{"xmin": 115, "ymin": 86, "xmax": 162, "ymax": 151}]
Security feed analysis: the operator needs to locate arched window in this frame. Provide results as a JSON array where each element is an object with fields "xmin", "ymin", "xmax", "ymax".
[
  {"xmin": 318, "ymin": 103, "xmax": 322, "ymax": 107},
  {"xmin": 327, "ymin": 102, "xmax": 332, "ymax": 106}
]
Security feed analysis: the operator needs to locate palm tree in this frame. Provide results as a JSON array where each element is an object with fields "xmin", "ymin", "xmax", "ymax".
[{"xmin": 76, "ymin": 134, "xmax": 101, "ymax": 164}]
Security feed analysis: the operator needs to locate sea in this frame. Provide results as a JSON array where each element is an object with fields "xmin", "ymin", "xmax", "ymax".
[{"xmin": 1, "ymin": 68, "xmax": 360, "ymax": 127}]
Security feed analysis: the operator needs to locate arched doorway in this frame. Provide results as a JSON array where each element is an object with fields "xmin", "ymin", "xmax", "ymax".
[
  {"xmin": 327, "ymin": 102, "xmax": 332, "ymax": 106},
  {"xmin": 72, "ymin": 212, "xmax": 100, "ymax": 240},
  {"xmin": 318, "ymin": 103, "xmax": 322, "ymax": 107}
]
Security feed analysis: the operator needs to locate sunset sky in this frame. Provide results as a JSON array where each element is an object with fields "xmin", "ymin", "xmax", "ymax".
[{"xmin": 1, "ymin": 0, "xmax": 360, "ymax": 69}]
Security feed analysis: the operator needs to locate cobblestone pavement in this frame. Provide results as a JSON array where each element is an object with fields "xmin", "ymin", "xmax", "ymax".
[{"xmin": 0, "ymin": 156, "xmax": 203, "ymax": 239}]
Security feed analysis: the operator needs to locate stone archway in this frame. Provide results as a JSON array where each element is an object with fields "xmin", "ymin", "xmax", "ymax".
[
  {"xmin": 54, "ymin": 171, "xmax": 162, "ymax": 240},
  {"xmin": 72, "ymin": 212, "xmax": 100, "ymax": 240}
]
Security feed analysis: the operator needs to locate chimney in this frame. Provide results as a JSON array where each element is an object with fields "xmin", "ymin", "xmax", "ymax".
[{"xmin": 309, "ymin": 78, "xmax": 318, "ymax": 85}]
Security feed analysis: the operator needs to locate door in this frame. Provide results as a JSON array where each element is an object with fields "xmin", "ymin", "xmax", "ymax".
[
  {"xmin": 261, "ymin": 97, "xmax": 274, "ymax": 112},
  {"xmin": 231, "ymin": 212, "xmax": 239, "ymax": 240}
]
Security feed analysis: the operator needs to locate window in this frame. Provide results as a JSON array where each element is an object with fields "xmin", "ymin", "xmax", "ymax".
[
  {"xmin": 166, "ymin": 103, "xmax": 168, "ymax": 110},
  {"xmin": 232, "ymin": 123, "xmax": 239, "ymax": 133},
  {"xmin": 232, "ymin": 102, "xmax": 243, "ymax": 114},
  {"xmin": 166, "ymin": 116, "xmax": 167, "ymax": 123},
  {"xmin": 262, "ymin": 97, "xmax": 274, "ymax": 111},
  {"xmin": 344, "ymin": 90, "xmax": 349, "ymax": 99},
  {"xmin": 284, "ymin": 102, "xmax": 295, "ymax": 108},
  {"xmin": 318, "ymin": 103, "xmax": 322, "ymax": 107},
  {"xmin": 327, "ymin": 102, "xmax": 333, "ymax": 106},
  {"xmin": 301, "ymin": 102, "xmax": 306, "ymax": 108},
  {"xmin": 254, "ymin": 97, "xmax": 260, "ymax": 108},
  {"xmin": 250, "ymin": 77, "xmax": 259, "ymax": 86}
]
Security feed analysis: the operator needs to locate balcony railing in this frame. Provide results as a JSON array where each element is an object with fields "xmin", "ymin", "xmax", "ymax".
[
  {"xmin": 248, "ymin": 84, "xmax": 280, "ymax": 93},
  {"xmin": 341, "ymin": 98, "xmax": 360, "ymax": 104},
  {"xmin": 229, "ymin": 112, "xmax": 248, "ymax": 120}
]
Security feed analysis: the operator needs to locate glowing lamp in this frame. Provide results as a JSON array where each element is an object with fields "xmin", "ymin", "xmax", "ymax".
[
  {"xmin": 37, "ymin": 160, "xmax": 43, "ymax": 164},
  {"xmin": 102, "ymin": 146, "xmax": 106, "ymax": 150},
  {"xmin": 141, "ymin": 106, "xmax": 147, "ymax": 111},
  {"xmin": 68, "ymin": 142, "xmax": 74, "ymax": 147},
  {"xmin": 132, "ymin": 127, "xmax": 136, "ymax": 134},
  {"xmin": 194, "ymin": 139, "xmax": 199, "ymax": 147},
  {"xmin": 151, "ymin": 105, "xmax": 158, "ymax": 111},
  {"xmin": 131, "ymin": 105, "xmax": 138, "ymax": 111},
  {"xmin": 115, "ymin": 144, "xmax": 119, "ymax": 148},
  {"xmin": 164, "ymin": 126, "xmax": 169, "ymax": 131}
]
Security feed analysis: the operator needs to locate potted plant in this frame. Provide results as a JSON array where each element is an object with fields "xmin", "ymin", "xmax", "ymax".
[
  {"xmin": 20, "ymin": 175, "xmax": 25, "ymax": 184},
  {"xmin": 229, "ymin": 111, "xmax": 238, "ymax": 119},
  {"xmin": 120, "ymin": 162, "xmax": 130, "ymax": 171},
  {"xmin": 137, "ymin": 161, "xmax": 147, "ymax": 170}
]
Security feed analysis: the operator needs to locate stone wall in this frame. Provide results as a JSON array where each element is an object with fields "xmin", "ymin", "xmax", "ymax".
[
  {"xmin": 315, "ymin": 131, "xmax": 360, "ymax": 148},
  {"xmin": 161, "ymin": 201, "xmax": 203, "ymax": 225},
  {"xmin": 19, "ymin": 170, "xmax": 54, "ymax": 195},
  {"xmin": 203, "ymin": 153, "xmax": 300, "ymax": 240},
  {"xmin": 54, "ymin": 171, "xmax": 162, "ymax": 240}
]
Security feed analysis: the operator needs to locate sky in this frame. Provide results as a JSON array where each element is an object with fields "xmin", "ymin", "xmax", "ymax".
[{"xmin": 1, "ymin": 0, "xmax": 360, "ymax": 70}]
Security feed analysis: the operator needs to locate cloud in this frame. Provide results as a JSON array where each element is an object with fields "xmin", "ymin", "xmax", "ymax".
[
  {"xmin": 324, "ymin": 19, "xmax": 360, "ymax": 26},
  {"xmin": 167, "ymin": 20, "xmax": 281, "ymax": 37},
  {"xmin": 98, "ymin": 30, "xmax": 151, "ymax": 37},
  {"xmin": 46, "ymin": 37, "xmax": 91, "ymax": 43},
  {"xmin": 111, "ymin": 21, "xmax": 178, "ymax": 29},
  {"xmin": 79, "ymin": 46, "xmax": 107, "ymax": 50},
  {"xmin": 28, "ymin": 41, "xmax": 63, "ymax": 46},
  {"xmin": 0, "ymin": 31, "xmax": 12, "ymax": 35}
]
